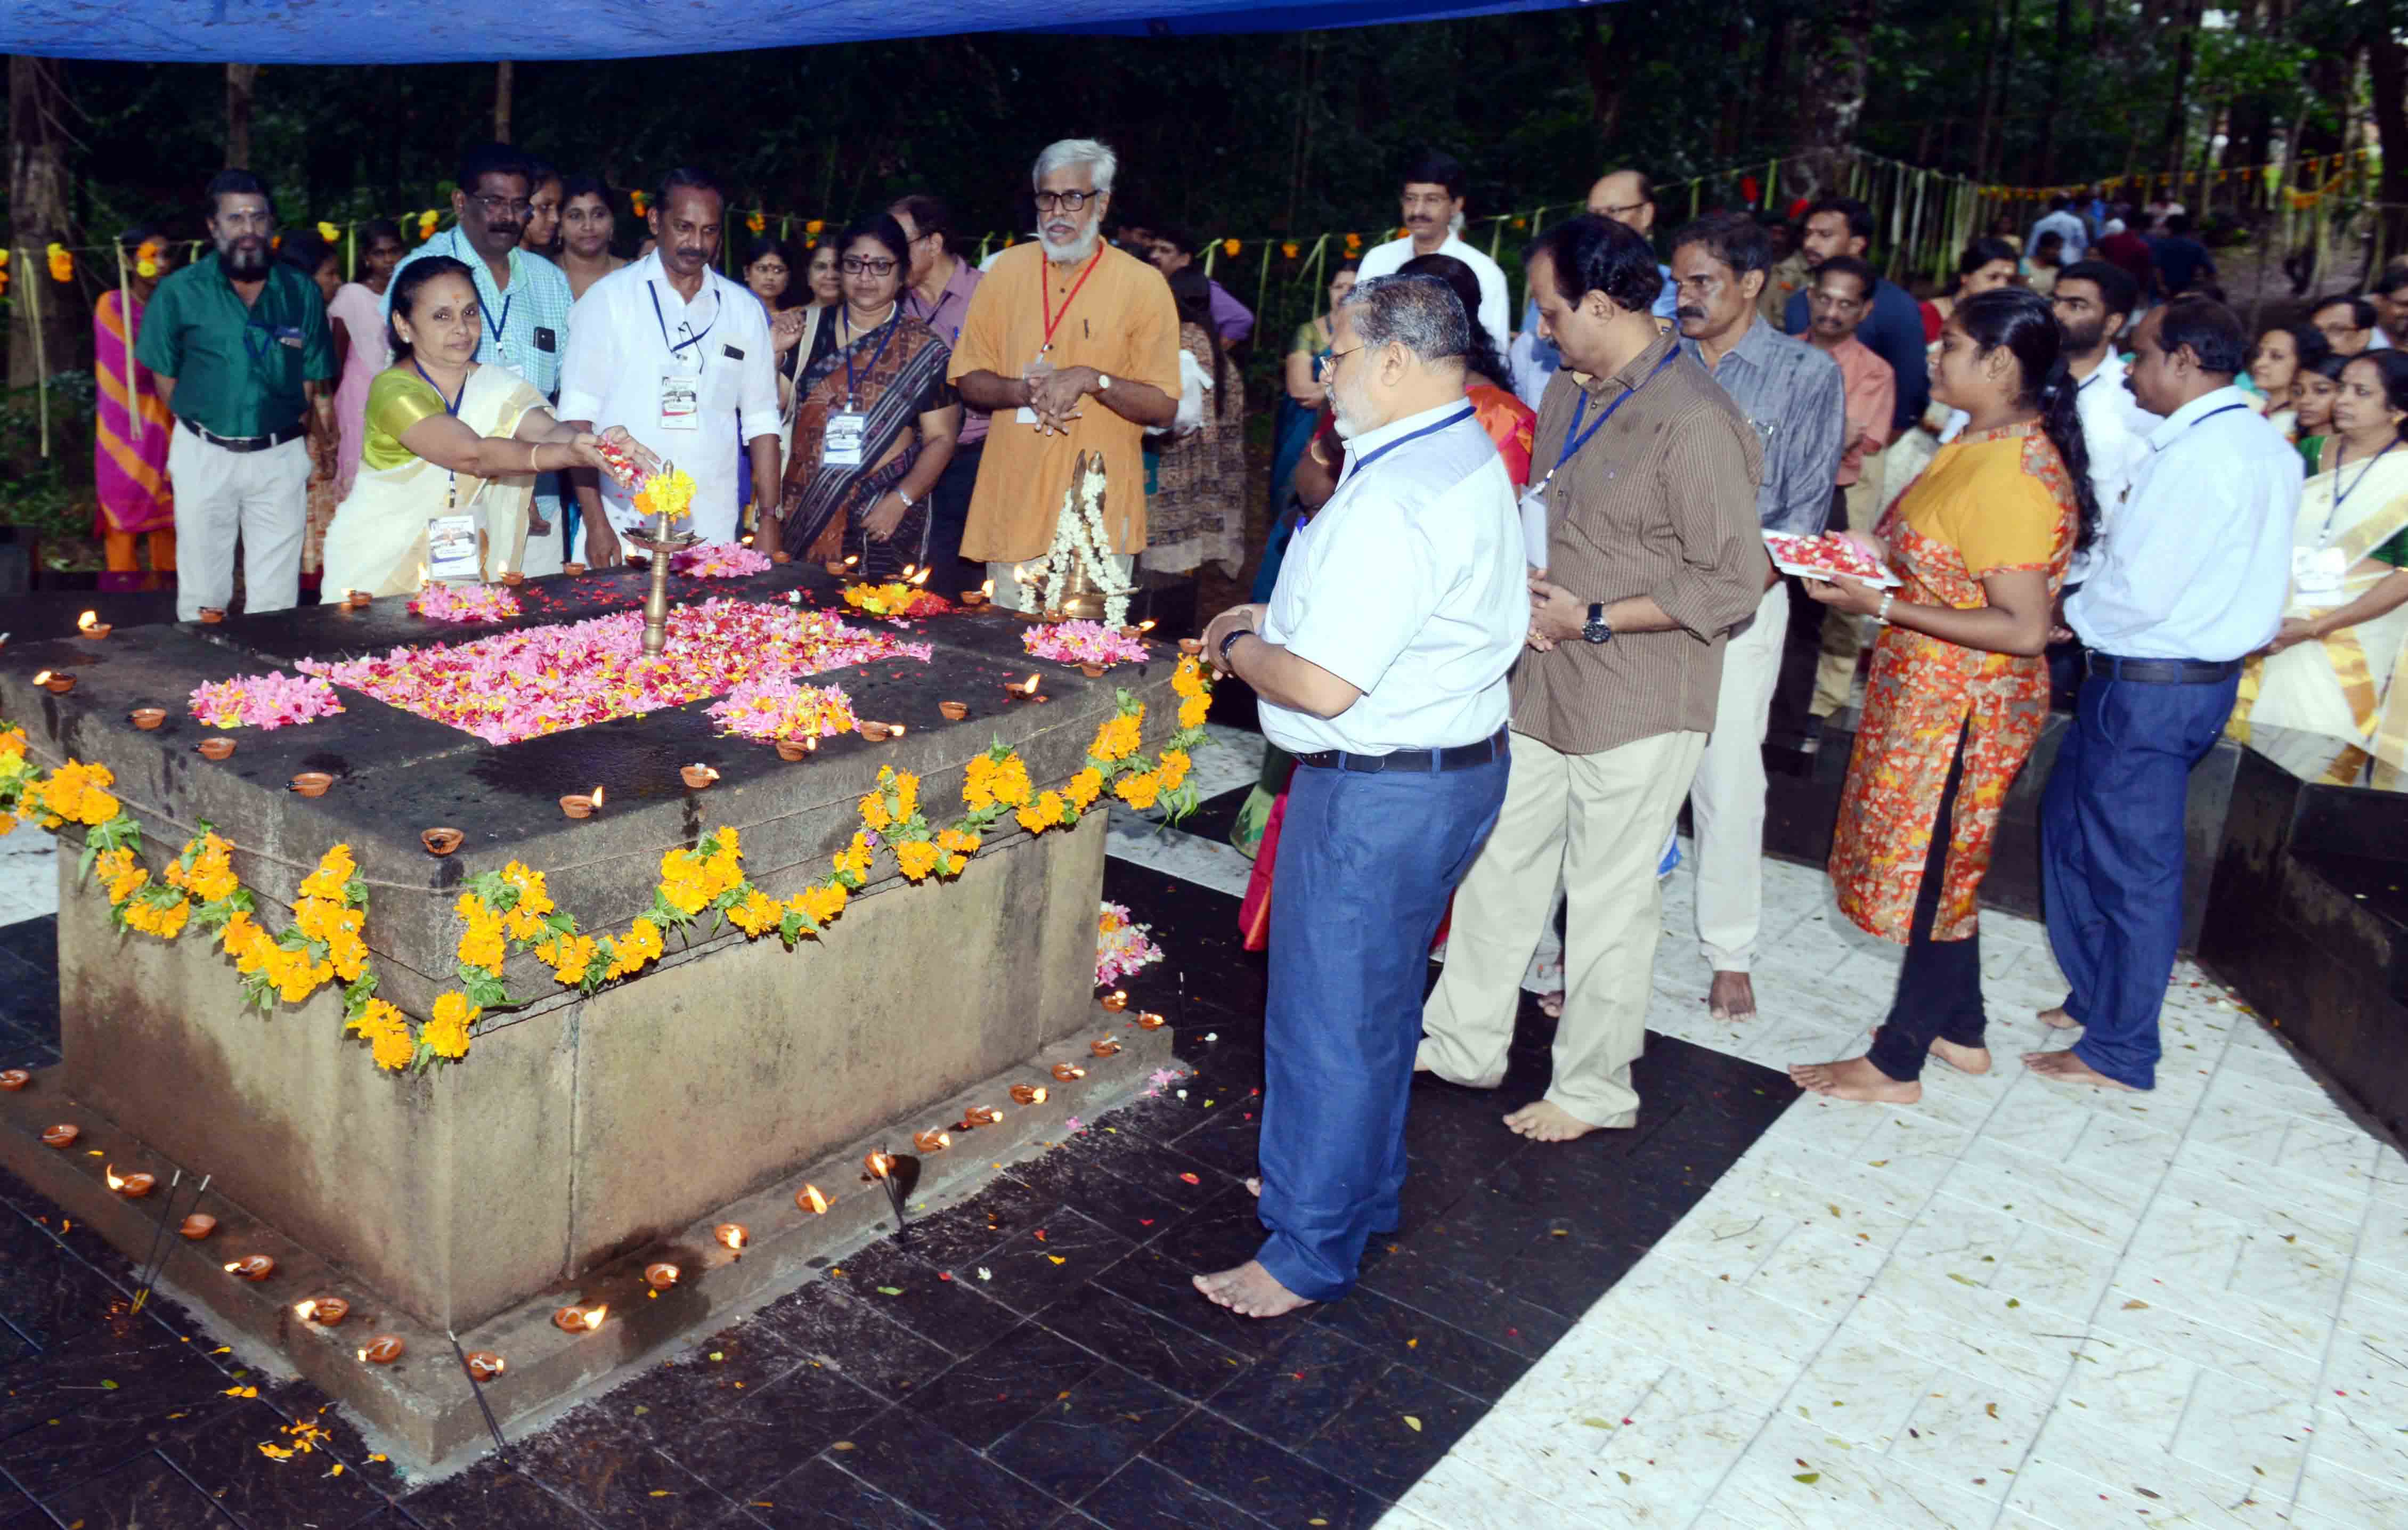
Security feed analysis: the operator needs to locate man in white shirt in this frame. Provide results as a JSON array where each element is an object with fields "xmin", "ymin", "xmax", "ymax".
[
  {"xmin": 1353, "ymin": 151, "xmax": 1511, "ymax": 353},
  {"xmin": 1192, "ymin": 274, "xmax": 1525, "ymax": 1320},
  {"xmin": 2027, "ymin": 194, "xmax": 2092, "ymax": 268},
  {"xmin": 2048, "ymin": 259, "xmax": 2161, "ymax": 568},
  {"xmin": 2032, "ymin": 298, "xmax": 2299, "ymax": 1093},
  {"xmin": 558, "ymin": 168, "xmax": 780, "ymax": 557}
]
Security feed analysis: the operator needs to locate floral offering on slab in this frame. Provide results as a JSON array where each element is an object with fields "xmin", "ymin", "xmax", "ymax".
[
  {"xmin": 1023, "ymin": 620, "xmax": 1146, "ymax": 668},
  {"xmin": 188, "ymin": 671, "xmax": 347, "ymax": 731},
  {"xmin": 841, "ymin": 582, "xmax": 955, "ymax": 620},
  {"xmin": 1096, "ymin": 900, "xmax": 1164, "ymax": 988},
  {"xmin": 410, "ymin": 582, "xmax": 523, "ymax": 624},
  {"xmin": 298, "ymin": 599, "xmax": 930, "ymax": 746},
  {"xmin": 671, "ymin": 542, "xmax": 774, "ymax": 580},
  {"xmin": 705, "ymin": 678, "xmax": 859, "ymax": 743}
]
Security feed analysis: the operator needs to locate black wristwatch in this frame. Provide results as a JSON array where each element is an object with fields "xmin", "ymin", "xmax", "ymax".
[
  {"xmin": 1581, "ymin": 601, "xmax": 1613, "ymax": 645},
  {"xmin": 1219, "ymin": 626, "xmax": 1250, "ymax": 663}
]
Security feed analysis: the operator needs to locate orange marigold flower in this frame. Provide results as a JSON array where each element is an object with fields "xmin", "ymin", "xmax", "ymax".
[
  {"xmin": 1114, "ymin": 771, "xmax": 1163, "ymax": 811},
  {"xmin": 346, "ymin": 999, "xmax": 416, "ymax": 1071},
  {"xmin": 730, "ymin": 888, "xmax": 782, "ymax": 937},
  {"xmin": 1065, "ymin": 768, "xmax": 1103, "ymax": 810},
  {"xmin": 793, "ymin": 881, "xmax": 849, "ymax": 927},
  {"xmin": 1177, "ymin": 694, "xmax": 1209, "ymax": 731},
  {"xmin": 1016, "ymin": 791, "xmax": 1067, "ymax": 835},
  {"xmin": 424, "ymin": 992, "xmax": 479, "ymax": 1059},
  {"xmin": 1157, "ymin": 748, "xmax": 1191, "ymax": 791},
  {"xmin": 894, "ymin": 839, "xmax": 942, "ymax": 882}
]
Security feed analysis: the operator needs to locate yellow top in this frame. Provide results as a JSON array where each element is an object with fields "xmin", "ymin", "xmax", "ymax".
[
  {"xmin": 360, "ymin": 367, "xmax": 456, "ymax": 472},
  {"xmin": 1897, "ymin": 424, "xmax": 2068, "ymax": 582}
]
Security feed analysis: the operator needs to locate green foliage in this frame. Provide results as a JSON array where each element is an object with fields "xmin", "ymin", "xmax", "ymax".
[{"xmin": 0, "ymin": 372, "xmax": 96, "ymax": 536}]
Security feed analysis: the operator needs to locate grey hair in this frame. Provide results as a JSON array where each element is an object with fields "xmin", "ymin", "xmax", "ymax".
[
  {"xmin": 1032, "ymin": 139, "xmax": 1118, "ymax": 196},
  {"xmin": 1337, "ymin": 274, "xmax": 1469, "ymax": 367}
]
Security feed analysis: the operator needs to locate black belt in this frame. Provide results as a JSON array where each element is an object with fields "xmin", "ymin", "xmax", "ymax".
[
  {"xmin": 178, "ymin": 417, "xmax": 304, "ymax": 453},
  {"xmin": 2085, "ymin": 653, "xmax": 2242, "ymax": 685},
  {"xmin": 1293, "ymin": 726, "xmax": 1510, "ymax": 774}
]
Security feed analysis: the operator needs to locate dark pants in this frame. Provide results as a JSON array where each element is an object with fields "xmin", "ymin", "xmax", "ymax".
[
  {"xmin": 1866, "ymin": 727, "xmax": 1987, "ymax": 1082},
  {"xmin": 925, "ymin": 438, "xmax": 983, "ymax": 591},
  {"xmin": 2041, "ymin": 663, "xmax": 2239, "ymax": 1089},
  {"xmin": 1255, "ymin": 748, "xmax": 1508, "ymax": 1301}
]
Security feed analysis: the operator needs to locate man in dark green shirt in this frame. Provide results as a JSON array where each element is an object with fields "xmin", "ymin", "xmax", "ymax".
[{"xmin": 135, "ymin": 168, "xmax": 336, "ymax": 620}]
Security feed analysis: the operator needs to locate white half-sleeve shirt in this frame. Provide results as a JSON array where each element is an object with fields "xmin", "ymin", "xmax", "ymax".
[
  {"xmin": 556, "ymin": 251, "xmax": 780, "ymax": 545},
  {"xmin": 1354, "ymin": 234, "xmax": 1512, "ymax": 358},
  {"xmin": 1257, "ymin": 398, "xmax": 1530, "ymax": 757}
]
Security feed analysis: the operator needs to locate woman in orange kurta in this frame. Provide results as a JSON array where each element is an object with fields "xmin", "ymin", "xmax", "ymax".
[{"xmin": 1791, "ymin": 288, "xmax": 2095, "ymax": 1105}]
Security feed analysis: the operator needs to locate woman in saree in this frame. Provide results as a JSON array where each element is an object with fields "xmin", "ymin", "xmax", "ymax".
[
  {"xmin": 1261, "ymin": 259, "xmax": 1358, "ymax": 580},
  {"xmin": 319, "ymin": 257, "xmax": 645, "ymax": 599},
  {"xmin": 1789, "ymin": 287, "xmax": 2093, "ymax": 1104},
  {"xmin": 773, "ymin": 216, "xmax": 959, "ymax": 582},
  {"xmin": 2230, "ymin": 350, "xmax": 2408, "ymax": 788},
  {"xmin": 93, "ymin": 226, "xmax": 177, "ymax": 591}
]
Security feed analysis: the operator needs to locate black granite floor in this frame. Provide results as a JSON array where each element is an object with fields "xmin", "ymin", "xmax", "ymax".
[{"xmin": 0, "ymin": 850, "xmax": 1795, "ymax": 1529}]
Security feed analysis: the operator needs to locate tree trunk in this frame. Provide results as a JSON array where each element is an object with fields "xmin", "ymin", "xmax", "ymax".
[
  {"xmin": 1990, "ymin": 0, "xmax": 2024, "ymax": 182},
  {"xmin": 1791, "ymin": 0, "xmax": 1875, "ymax": 199},
  {"xmin": 2158, "ymin": 0, "xmax": 2201, "ymax": 178},
  {"xmin": 8, "ymin": 55, "xmax": 83, "ymax": 389},
  {"xmin": 225, "ymin": 63, "xmax": 257, "ymax": 169},
  {"xmin": 2369, "ymin": 19, "xmax": 2408, "ymax": 269},
  {"xmin": 2035, "ymin": 0, "xmax": 2073, "ymax": 185},
  {"xmin": 1578, "ymin": 11, "xmax": 1623, "ymax": 140},
  {"xmin": 1972, "ymin": 0, "xmax": 2005, "ymax": 183},
  {"xmin": 493, "ymin": 61, "xmax": 514, "ymax": 143}
]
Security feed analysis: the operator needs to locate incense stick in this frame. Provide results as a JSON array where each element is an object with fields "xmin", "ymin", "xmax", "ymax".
[
  {"xmin": 446, "ymin": 1328, "xmax": 511, "ymax": 1460},
  {"xmin": 130, "ymin": 1173, "xmax": 207, "ymax": 1314},
  {"xmin": 124, "ymin": 1168, "xmax": 183, "ymax": 1314}
]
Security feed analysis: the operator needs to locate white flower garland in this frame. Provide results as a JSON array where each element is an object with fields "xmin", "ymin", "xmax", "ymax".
[{"xmin": 1035, "ymin": 453, "xmax": 1134, "ymax": 629}]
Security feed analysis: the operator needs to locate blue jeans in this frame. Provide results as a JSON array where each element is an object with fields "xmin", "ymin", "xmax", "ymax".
[
  {"xmin": 2040, "ymin": 668, "xmax": 2239, "ymax": 1089},
  {"xmin": 1256, "ymin": 750, "xmax": 1508, "ymax": 1301}
]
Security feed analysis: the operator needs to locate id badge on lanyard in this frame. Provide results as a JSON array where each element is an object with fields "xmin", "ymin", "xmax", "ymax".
[
  {"xmin": 825, "ymin": 411, "xmax": 868, "ymax": 467},
  {"xmin": 659, "ymin": 368, "xmax": 701, "ymax": 432},
  {"xmin": 2292, "ymin": 545, "xmax": 2349, "ymax": 608}
]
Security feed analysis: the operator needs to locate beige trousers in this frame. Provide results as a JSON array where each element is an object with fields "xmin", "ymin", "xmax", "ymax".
[
  {"xmin": 1811, "ymin": 471, "xmax": 1887, "ymax": 718},
  {"xmin": 1689, "ymin": 582, "xmax": 1789, "ymax": 973},
  {"xmin": 1419, "ymin": 727, "xmax": 1707, "ymax": 1127}
]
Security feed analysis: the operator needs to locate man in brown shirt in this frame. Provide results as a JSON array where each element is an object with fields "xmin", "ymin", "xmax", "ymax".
[
  {"xmin": 1420, "ymin": 214, "xmax": 1767, "ymax": 1142},
  {"xmin": 948, "ymin": 138, "xmax": 1181, "ymax": 608}
]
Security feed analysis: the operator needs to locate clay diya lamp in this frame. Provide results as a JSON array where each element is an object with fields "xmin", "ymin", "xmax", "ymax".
[
  {"xmin": 499, "ymin": 571, "xmax": 525, "ymax": 587},
  {"xmin": 199, "ymin": 608, "xmax": 225, "ymax": 624},
  {"xmin": 1134, "ymin": 1011, "xmax": 1167, "ymax": 1031},
  {"xmin": 643, "ymin": 1262, "xmax": 680, "ymax": 1291},
  {"xmin": 680, "ymin": 763, "xmax": 720, "ymax": 790},
  {"xmin": 77, "ymin": 611, "xmax": 113, "ymax": 639},
  {"xmin": 774, "ymin": 737, "xmax": 817, "ymax": 762},
  {"xmin": 822, "ymin": 559, "xmax": 850, "ymax": 576},
  {"xmin": 1090, "ymin": 1037, "xmax": 1123, "ymax": 1059},
  {"xmin": 1010, "ymin": 1084, "xmax": 1048, "ymax": 1106},
  {"xmin": 1177, "ymin": 638, "xmax": 1205, "ymax": 655},
  {"xmin": 1002, "ymin": 674, "xmax": 1048, "ymax": 705},
  {"xmin": 560, "ymin": 787, "xmax": 601, "ymax": 819},
  {"xmin": 33, "ymin": 670, "xmax": 76, "ymax": 695},
  {"xmin": 1100, "ymin": 990, "xmax": 1129, "ymax": 1013},
  {"xmin": 420, "ymin": 827, "xmax": 464, "ymax": 857},
  {"xmin": 938, "ymin": 701, "xmax": 969, "ymax": 722},
  {"xmin": 226, "ymin": 1254, "xmax": 276, "ymax": 1281},
  {"xmin": 912, "ymin": 1128, "xmax": 951, "ymax": 1153},
  {"xmin": 1050, "ymin": 1063, "xmax": 1086, "ymax": 1083},
  {"xmin": 1122, "ymin": 621, "xmax": 1156, "ymax": 642},
  {"xmin": 105, "ymin": 1166, "xmax": 156, "ymax": 1197},
  {"xmin": 464, "ymin": 1350, "xmax": 506, "ymax": 1381},
  {"xmin": 714, "ymin": 1223, "xmax": 748, "ymax": 1252},
  {"xmin": 862, "ymin": 1150, "xmax": 895, "ymax": 1179},
  {"xmin": 39, "ymin": 1124, "xmax": 78, "ymax": 1148},
  {"xmin": 298, "ymin": 1297, "xmax": 348, "ymax": 1325},
  {"xmin": 345, "ymin": 589, "xmax": 373, "ymax": 609},
  {"xmin": 0, "ymin": 1068, "xmax": 29, "ymax": 1091},
  {"xmin": 129, "ymin": 707, "xmax": 166, "ymax": 730},
  {"xmin": 197, "ymin": 737, "xmax": 236, "ymax": 761},
  {"xmin": 962, "ymin": 1105, "xmax": 1003, "ymax": 1128},
  {"xmin": 179, "ymin": 1213, "xmax": 217, "ymax": 1240},
  {"xmin": 857, "ymin": 721, "xmax": 893, "ymax": 743},
  {"xmin": 290, "ymin": 771, "xmax": 332, "ymax": 798},
  {"xmin": 563, "ymin": 562, "xmax": 587, "ymax": 577},
  {"xmin": 552, "ymin": 1304, "xmax": 607, "ymax": 1333},
  {"xmin": 794, "ymin": 1183, "xmax": 829, "ymax": 1215},
  {"xmin": 359, "ymin": 1336, "xmax": 404, "ymax": 1364},
  {"xmin": 1079, "ymin": 663, "xmax": 1107, "ymax": 679},
  {"xmin": 771, "ymin": 550, "xmax": 792, "ymax": 565}
]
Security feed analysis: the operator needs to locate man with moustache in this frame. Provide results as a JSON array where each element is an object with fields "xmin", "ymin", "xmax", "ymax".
[
  {"xmin": 387, "ymin": 143, "xmax": 575, "ymax": 575},
  {"xmin": 2049, "ymin": 261, "xmax": 2159, "ymax": 543},
  {"xmin": 136, "ymin": 168, "xmax": 337, "ymax": 621},
  {"xmin": 1665, "ymin": 212, "xmax": 1845, "ymax": 1023},
  {"xmin": 1781, "ymin": 197, "xmax": 1930, "ymax": 438},
  {"xmin": 949, "ymin": 139, "xmax": 1181, "ymax": 610},
  {"xmin": 559, "ymin": 167, "xmax": 781, "ymax": 558},
  {"xmin": 1354, "ymin": 151, "xmax": 1511, "ymax": 349}
]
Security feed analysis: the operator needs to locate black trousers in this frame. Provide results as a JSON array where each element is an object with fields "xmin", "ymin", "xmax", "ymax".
[
  {"xmin": 1866, "ymin": 727, "xmax": 1987, "ymax": 1081},
  {"xmin": 924, "ymin": 438, "xmax": 983, "ymax": 591}
]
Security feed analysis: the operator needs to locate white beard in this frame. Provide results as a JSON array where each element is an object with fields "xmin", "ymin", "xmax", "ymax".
[
  {"xmin": 1330, "ymin": 373, "xmax": 1370, "ymax": 440},
  {"xmin": 1041, "ymin": 222, "xmax": 1101, "ymax": 265}
]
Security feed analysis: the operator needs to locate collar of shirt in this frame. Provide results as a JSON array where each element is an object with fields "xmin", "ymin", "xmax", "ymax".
[
  {"xmin": 1585, "ymin": 330, "xmax": 1680, "ymax": 397},
  {"xmin": 1711, "ymin": 315, "xmax": 1783, "ymax": 375},
  {"xmin": 2075, "ymin": 354, "xmax": 2125, "ymax": 394},
  {"xmin": 438, "ymin": 228, "xmax": 521, "ymax": 293},
  {"xmin": 1337, "ymin": 397, "xmax": 1471, "ymax": 476},
  {"xmin": 639, "ymin": 249, "xmax": 730, "ymax": 325},
  {"xmin": 2147, "ymin": 384, "xmax": 2250, "ymax": 450}
]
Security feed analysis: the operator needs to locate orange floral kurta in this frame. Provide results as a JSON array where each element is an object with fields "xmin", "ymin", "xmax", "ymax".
[{"xmin": 1830, "ymin": 422, "xmax": 2079, "ymax": 943}]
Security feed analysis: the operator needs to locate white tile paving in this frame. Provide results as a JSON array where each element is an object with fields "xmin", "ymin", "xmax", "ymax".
[{"xmin": 0, "ymin": 826, "xmax": 58, "ymax": 925}]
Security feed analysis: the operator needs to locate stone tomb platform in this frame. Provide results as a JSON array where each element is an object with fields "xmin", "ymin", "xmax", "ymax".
[{"xmin": 0, "ymin": 567, "xmax": 1183, "ymax": 1470}]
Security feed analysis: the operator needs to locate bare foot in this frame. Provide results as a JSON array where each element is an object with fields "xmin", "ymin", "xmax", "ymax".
[
  {"xmin": 2023, "ymin": 1049, "xmax": 2141, "ymax": 1091},
  {"xmin": 1193, "ymin": 1260, "xmax": 1315, "ymax": 1319},
  {"xmin": 2037, "ymin": 1006, "xmax": 2081, "ymax": 1030},
  {"xmin": 1503, "ymin": 1099, "xmax": 1610, "ymax": 1142},
  {"xmin": 1537, "ymin": 990, "xmax": 1565, "ymax": 1019},
  {"xmin": 1927, "ymin": 1037, "xmax": 1992, "ymax": 1075},
  {"xmin": 1787, "ymin": 1055, "xmax": 1921, "ymax": 1103},
  {"xmin": 1707, "ymin": 970, "xmax": 1756, "ymax": 1022}
]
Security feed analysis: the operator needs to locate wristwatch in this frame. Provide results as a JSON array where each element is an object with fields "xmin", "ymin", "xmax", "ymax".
[
  {"xmin": 1218, "ymin": 625, "xmax": 1249, "ymax": 663},
  {"xmin": 1581, "ymin": 601, "xmax": 1613, "ymax": 645},
  {"xmin": 1094, "ymin": 372, "xmax": 1114, "ymax": 392}
]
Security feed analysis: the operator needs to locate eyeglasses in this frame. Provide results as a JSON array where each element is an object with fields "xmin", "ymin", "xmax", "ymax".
[
  {"xmin": 214, "ymin": 209, "xmax": 275, "ymax": 233},
  {"xmin": 841, "ymin": 257, "xmax": 898, "ymax": 276},
  {"xmin": 1034, "ymin": 191, "xmax": 1095, "ymax": 213},
  {"xmin": 470, "ymin": 194, "xmax": 534, "ymax": 218},
  {"xmin": 1315, "ymin": 346, "xmax": 1363, "ymax": 381},
  {"xmin": 1593, "ymin": 201, "xmax": 1649, "ymax": 221}
]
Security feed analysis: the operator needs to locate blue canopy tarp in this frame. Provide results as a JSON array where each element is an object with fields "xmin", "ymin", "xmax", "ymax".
[{"xmin": 0, "ymin": 0, "xmax": 1596, "ymax": 64}]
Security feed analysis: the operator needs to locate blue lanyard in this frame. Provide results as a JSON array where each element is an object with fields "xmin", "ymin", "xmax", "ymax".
[
  {"xmin": 648, "ymin": 280, "xmax": 718, "ymax": 364},
  {"xmin": 410, "ymin": 360, "xmax": 463, "ymax": 417},
  {"xmin": 2334, "ymin": 439, "xmax": 2401, "ymax": 511},
  {"xmin": 906, "ymin": 286, "xmax": 961, "ymax": 347},
  {"xmin": 1533, "ymin": 343, "xmax": 1681, "ymax": 494},
  {"xmin": 484, "ymin": 291, "xmax": 512, "ymax": 349},
  {"xmin": 1341, "ymin": 405, "xmax": 1478, "ymax": 481},
  {"xmin": 841, "ymin": 305, "xmax": 899, "ymax": 409},
  {"xmin": 2158, "ymin": 401, "xmax": 2248, "ymax": 450}
]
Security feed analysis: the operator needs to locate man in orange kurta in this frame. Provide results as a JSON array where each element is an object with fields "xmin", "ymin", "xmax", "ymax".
[{"xmin": 949, "ymin": 139, "xmax": 1181, "ymax": 610}]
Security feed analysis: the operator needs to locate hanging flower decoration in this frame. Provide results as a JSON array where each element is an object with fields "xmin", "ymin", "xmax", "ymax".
[
  {"xmin": 409, "ymin": 583, "xmax": 522, "ymax": 623},
  {"xmin": 1222, "ymin": 238, "xmax": 1241, "ymax": 258},
  {"xmin": 46, "ymin": 243, "xmax": 72, "ymax": 282},
  {"xmin": 227, "ymin": 843, "xmax": 367, "ymax": 1013},
  {"xmin": 804, "ymin": 219, "xmax": 825, "ymax": 237},
  {"xmin": 630, "ymin": 192, "xmax": 650, "ymax": 218},
  {"xmin": 1344, "ymin": 232, "xmax": 1362, "ymax": 253},
  {"xmin": 417, "ymin": 210, "xmax": 440, "ymax": 240},
  {"xmin": 188, "ymin": 671, "xmax": 346, "ymax": 731},
  {"xmin": 1282, "ymin": 241, "xmax": 1299, "ymax": 260},
  {"xmin": 317, "ymin": 221, "xmax": 340, "ymax": 243},
  {"xmin": 746, "ymin": 212, "xmax": 766, "ymax": 235},
  {"xmin": 135, "ymin": 241, "xmax": 162, "ymax": 279}
]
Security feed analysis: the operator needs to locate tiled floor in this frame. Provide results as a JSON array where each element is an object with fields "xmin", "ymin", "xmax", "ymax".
[{"xmin": 2, "ymin": 717, "xmax": 2403, "ymax": 1529}]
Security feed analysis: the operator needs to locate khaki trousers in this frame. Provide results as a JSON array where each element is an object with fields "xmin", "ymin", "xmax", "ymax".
[
  {"xmin": 1811, "ymin": 471, "xmax": 1886, "ymax": 719},
  {"xmin": 1689, "ymin": 582, "xmax": 1788, "ymax": 973},
  {"xmin": 1419, "ymin": 727, "xmax": 1707, "ymax": 1127}
]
